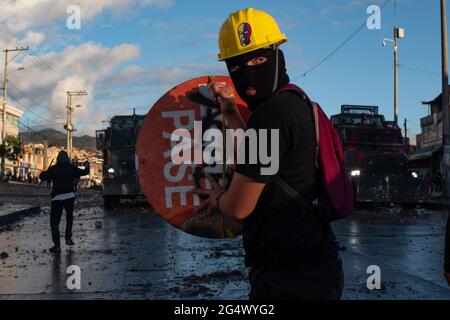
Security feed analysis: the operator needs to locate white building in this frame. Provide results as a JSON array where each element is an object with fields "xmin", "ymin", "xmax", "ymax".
[
  {"xmin": 1, "ymin": 103, "xmax": 24, "ymax": 174},
  {"xmin": 0, "ymin": 103, "xmax": 24, "ymax": 144}
]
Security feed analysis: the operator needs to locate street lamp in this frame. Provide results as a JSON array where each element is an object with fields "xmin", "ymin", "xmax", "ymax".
[
  {"xmin": 10, "ymin": 66, "xmax": 25, "ymax": 75},
  {"xmin": 382, "ymin": 27, "xmax": 405, "ymax": 126},
  {"xmin": 382, "ymin": 38, "xmax": 394, "ymax": 47}
]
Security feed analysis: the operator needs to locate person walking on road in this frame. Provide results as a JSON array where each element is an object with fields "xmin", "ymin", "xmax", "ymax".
[{"xmin": 39, "ymin": 150, "xmax": 90, "ymax": 253}]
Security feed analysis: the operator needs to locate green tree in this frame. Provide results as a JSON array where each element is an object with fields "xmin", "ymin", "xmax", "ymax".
[{"xmin": 0, "ymin": 135, "xmax": 22, "ymax": 162}]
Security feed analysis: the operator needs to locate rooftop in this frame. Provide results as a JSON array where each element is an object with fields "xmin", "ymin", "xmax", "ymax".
[{"xmin": 422, "ymin": 86, "xmax": 450, "ymax": 106}]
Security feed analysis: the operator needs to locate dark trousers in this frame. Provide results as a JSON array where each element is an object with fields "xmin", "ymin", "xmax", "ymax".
[
  {"xmin": 50, "ymin": 198, "xmax": 75, "ymax": 246},
  {"xmin": 249, "ymin": 255, "xmax": 344, "ymax": 300}
]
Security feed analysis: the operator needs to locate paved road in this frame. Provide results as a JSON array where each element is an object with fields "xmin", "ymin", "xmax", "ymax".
[{"xmin": 0, "ymin": 197, "xmax": 449, "ymax": 300}]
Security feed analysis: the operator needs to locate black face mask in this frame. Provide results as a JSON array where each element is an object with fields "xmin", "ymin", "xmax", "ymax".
[{"xmin": 226, "ymin": 48, "xmax": 289, "ymax": 111}]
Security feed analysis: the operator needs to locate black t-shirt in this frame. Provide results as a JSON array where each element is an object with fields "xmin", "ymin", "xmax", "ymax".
[{"xmin": 235, "ymin": 90, "xmax": 338, "ymax": 268}]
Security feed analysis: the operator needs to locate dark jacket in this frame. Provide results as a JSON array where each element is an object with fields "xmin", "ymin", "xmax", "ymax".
[{"xmin": 39, "ymin": 163, "xmax": 90, "ymax": 198}]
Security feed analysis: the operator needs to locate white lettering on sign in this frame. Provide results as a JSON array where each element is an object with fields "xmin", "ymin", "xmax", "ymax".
[
  {"xmin": 164, "ymin": 162, "xmax": 191, "ymax": 183},
  {"xmin": 162, "ymin": 109, "xmax": 199, "ymax": 209},
  {"xmin": 162, "ymin": 110, "xmax": 196, "ymax": 131},
  {"xmin": 165, "ymin": 186, "xmax": 199, "ymax": 209}
]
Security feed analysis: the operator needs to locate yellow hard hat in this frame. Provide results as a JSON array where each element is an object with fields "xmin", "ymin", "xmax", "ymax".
[{"xmin": 218, "ymin": 8, "xmax": 288, "ymax": 61}]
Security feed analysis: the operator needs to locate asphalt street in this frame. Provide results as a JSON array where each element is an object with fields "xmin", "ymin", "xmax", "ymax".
[{"xmin": 0, "ymin": 193, "xmax": 449, "ymax": 300}]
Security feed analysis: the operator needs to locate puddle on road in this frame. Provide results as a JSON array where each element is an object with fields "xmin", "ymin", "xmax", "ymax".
[{"xmin": 1, "ymin": 202, "xmax": 449, "ymax": 300}]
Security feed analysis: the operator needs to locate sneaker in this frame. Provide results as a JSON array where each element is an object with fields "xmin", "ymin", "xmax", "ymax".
[
  {"xmin": 49, "ymin": 245, "xmax": 61, "ymax": 253},
  {"xmin": 65, "ymin": 238, "xmax": 75, "ymax": 246}
]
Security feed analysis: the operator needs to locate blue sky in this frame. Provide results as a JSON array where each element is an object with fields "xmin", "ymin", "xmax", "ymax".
[{"xmin": 0, "ymin": 0, "xmax": 445, "ymax": 139}]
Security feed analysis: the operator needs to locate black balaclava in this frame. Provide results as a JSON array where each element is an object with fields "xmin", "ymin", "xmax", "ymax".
[{"xmin": 226, "ymin": 47, "xmax": 289, "ymax": 112}]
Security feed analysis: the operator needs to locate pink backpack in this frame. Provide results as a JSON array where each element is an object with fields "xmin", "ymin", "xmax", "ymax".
[{"xmin": 275, "ymin": 84, "xmax": 355, "ymax": 222}]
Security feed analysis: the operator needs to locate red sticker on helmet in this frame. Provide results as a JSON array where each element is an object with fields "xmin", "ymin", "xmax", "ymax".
[{"xmin": 238, "ymin": 23, "xmax": 252, "ymax": 47}]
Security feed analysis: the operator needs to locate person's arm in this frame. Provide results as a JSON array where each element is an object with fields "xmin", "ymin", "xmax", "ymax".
[
  {"xmin": 39, "ymin": 166, "xmax": 52, "ymax": 181},
  {"xmin": 194, "ymin": 173, "xmax": 266, "ymax": 220},
  {"xmin": 210, "ymin": 83, "xmax": 247, "ymax": 131},
  {"xmin": 194, "ymin": 89, "xmax": 294, "ymax": 220},
  {"xmin": 75, "ymin": 161, "xmax": 90, "ymax": 177}
]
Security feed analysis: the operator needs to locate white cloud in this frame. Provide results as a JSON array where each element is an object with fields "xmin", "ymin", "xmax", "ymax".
[
  {"xmin": 21, "ymin": 31, "xmax": 46, "ymax": 46},
  {"xmin": 7, "ymin": 42, "xmax": 141, "ymax": 134},
  {"xmin": 0, "ymin": 0, "xmax": 174, "ymax": 33},
  {"xmin": 102, "ymin": 62, "xmax": 225, "ymax": 90},
  {"xmin": 0, "ymin": 0, "xmax": 227, "ymax": 136},
  {"xmin": 116, "ymin": 65, "xmax": 145, "ymax": 83},
  {"xmin": 6, "ymin": 38, "xmax": 222, "ymax": 135},
  {"xmin": 140, "ymin": 0, "xmax": 174, "ymax": 9}
]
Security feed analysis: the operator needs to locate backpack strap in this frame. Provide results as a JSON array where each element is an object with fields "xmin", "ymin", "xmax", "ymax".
[
  {"xmin": 272, "ymin": 175, "xmax": 317, "ymax": 211},
  {"xmin": 277, "ymin": 84, "xmax": 320, "ymax": 169},
  {"xmin": 272, "ymin": 84, "xmax": 321, "ymax": 210}
]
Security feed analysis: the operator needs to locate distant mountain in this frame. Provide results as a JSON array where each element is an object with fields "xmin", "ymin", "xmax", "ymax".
[{"xmin": 19, "ymin": 128, "xmax": 97, "ymax": 151}]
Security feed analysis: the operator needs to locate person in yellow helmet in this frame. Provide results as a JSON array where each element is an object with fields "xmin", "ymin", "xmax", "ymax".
[{"xmin": 194, "ymin": 8, "xmax": 344, "ymax": 300}]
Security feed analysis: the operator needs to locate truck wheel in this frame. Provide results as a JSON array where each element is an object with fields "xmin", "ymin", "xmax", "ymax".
[{"xmin": 104, "ymin": 196, "xmax": 119, "ymax": 209}]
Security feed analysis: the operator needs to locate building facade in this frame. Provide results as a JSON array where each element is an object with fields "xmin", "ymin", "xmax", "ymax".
[
  {"xmin": 409, "ymin": 87, "xmax": 449, "ymax": 174},
  {"xmin": 15, "ymin": 144, "xmax": 103, "ymax": 186},
  {"xmin": 71, "ymin": 148, "xmax": 103, "ymax": 185},
  {"xmin": 1, "ymin": 103, "xmax": 24, "ymax": 174}
]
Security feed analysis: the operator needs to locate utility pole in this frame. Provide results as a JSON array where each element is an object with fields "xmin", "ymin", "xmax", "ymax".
[
  {"xmin": 1, "ymin": 46, "xmax": 29, "ymax": 175},
  {"xmin": 404, "ymin": 118, "xmax": 409, "ymax": 154},
  {"xmin": 383, "ymin": 28, "xmax": 404, "ymax": 126},
  {"xmin": 65, "ymin": 91, "xmax": 87, "ymax": 159},
  {"xmin": 441, "ymin": 0, "xmax": 450, "ymax": 200},
  {"xmin": 404, "ymin": 118, "xmax": 408, "ymax": 140},
  {"xmin": 43, "ymin": 137, "xmax": 48, "ymax": 171},
  {"xmin": 394, "ymin": 28, "xmax": 399, "ymax": 126}
]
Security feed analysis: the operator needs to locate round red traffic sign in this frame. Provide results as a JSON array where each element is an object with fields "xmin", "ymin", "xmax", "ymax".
[{"xmin": 136, "ymin": 76, "xmax": 250, "ymax": 239}]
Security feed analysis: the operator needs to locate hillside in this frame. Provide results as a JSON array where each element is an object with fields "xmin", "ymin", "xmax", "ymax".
[{"xmin": 19, "ymin": 128, "xmax": 97, "ymax": 151}]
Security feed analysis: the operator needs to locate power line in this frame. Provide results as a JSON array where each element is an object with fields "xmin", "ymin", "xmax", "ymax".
[
  {"xmin": 293, "ymin": 0, "xmax": 393, "ymax": 80},
  {"xmin": 7, "ymin": 91, "xmax": 62, "ymax": 126},
  {"xmin": 18, "ymin": 120, "xmax": 48, "ymax": 141},
  {"xmin": 7, "ymin": 94, "xmax": 62, "ymax": 127},
  {"xmin": 399, "ymin": 64, "xmax": 441, "ymax": 76},
  {"xmin": 0, "ymin": 34, "xmax": 63, "ymax": 127},
  {"xmin": 89, "ymin": 100, "xmax": 111, "ymax": 123},
  {"xmin": 2, "ymin": 31, "xmax": 135, "ymax": 126},
  {"xmin": 23, "ymin": 51, "xmax": 60, "ymax": 81},
  {"xmin": 10, "ymin": 82, "xmax": 105, "ymax": 133},
  {"xmin": 8, "ymin": 82, "xmax": 57, "ymax": 114},
  {"xmin": 0, "ymin": 32, "xmax": 60, "ymax": 81},
  {"xmin": 27, "ymin": 49, "xmax": 58, "ymax": 74}
]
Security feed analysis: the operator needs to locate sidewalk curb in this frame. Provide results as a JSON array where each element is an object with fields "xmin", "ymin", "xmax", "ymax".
[{"xmin": 0, "ymin": 206, "xmax": 41, "ymax": 227}]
